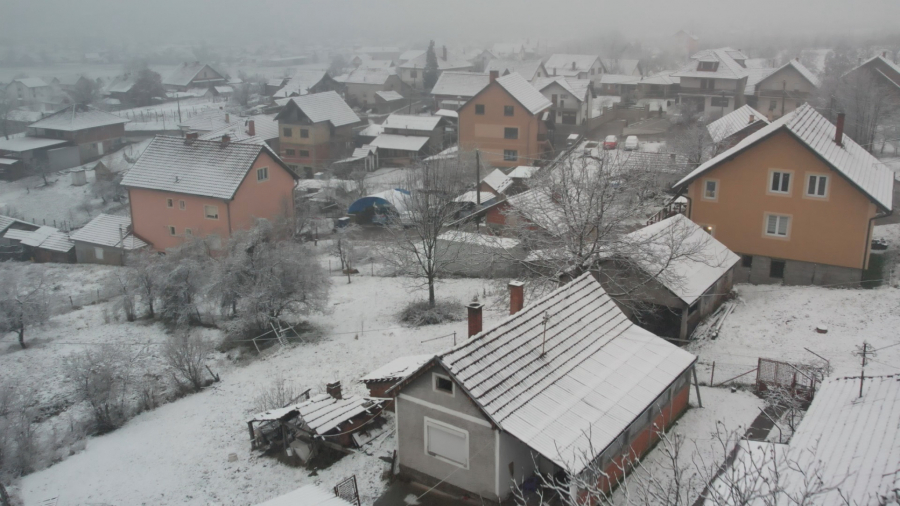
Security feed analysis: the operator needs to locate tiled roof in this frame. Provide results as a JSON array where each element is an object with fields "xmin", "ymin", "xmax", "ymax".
[
  {"xmin": 382, "ymin": 114, "xmax": 441, "ymax": 132},
  {"xmin": 361, "ymin": 355, "xmax": 434, "ymax": 383},
  {"xmin": 271, "ymin": 70, "xmax": 328, "ymax": 98},
  {"xmin": 70, "ymin": 214, "xmax": 147, "ymax": 250},
  {"xmin": 430, "ymin": 71, "xmax": 490, "ymax": 98},
  {"xmin": 495, "ymin": 73, "xmax": 552, "ymax": 115},
  {"xmin": 405, "ymin": 273, "xmax": 696, "ymax": 472},
  {"xmin": 706, "ymin": 104, "xmax": 769, "ymax": 143},
  {"xmin": 121, "ymin": 136, "xmax": 285, "ymax": 200},
  {"xmin": 676, "ymin": 104, "xmax": 894, "ymax": 211},
  {"xmin": 280, "ymin": 91, "xmax": 360, "ymax": 128},
  {"xmin": 29, "ymin": 105, "xmax": 128, "ymax": 131},
  {"xmin": 485, "ymin": 59, "xmax": 544, "ymax": 80},
  {"xmin": 544, "ymin": 54, "xmax": 601, "ymax": 73}
]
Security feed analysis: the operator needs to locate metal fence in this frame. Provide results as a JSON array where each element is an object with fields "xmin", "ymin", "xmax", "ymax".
[
  {"xmin": 756, "ymin": 357, "xmax": 819, "ymax": 401},
  {"xmin": 334, "ymin": 475, "xmax": 360, "ymax": 506}
]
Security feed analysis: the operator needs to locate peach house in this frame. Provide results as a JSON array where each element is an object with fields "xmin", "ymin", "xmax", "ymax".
[
  {"xmin": 674, "ymin": 104, "xmax": 894, "ymax": 286},
  {"xmin": 121, "ymin": 135, "xmax": 298, "ymax": 251}
]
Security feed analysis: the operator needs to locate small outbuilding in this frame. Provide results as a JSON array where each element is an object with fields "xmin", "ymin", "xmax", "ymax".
[
  {"xmin": 70, "ymin": 214, "xmax": 148, "ymax": 265},
  {"xmin": 3, "ymin": 225, "xmax": 75, "ymax": 263},
  {"xmin": 361, "ymin": 355, "xmax": 433, "ymax": 411},
  {"xmin": 347, "ymin": 188, "xmax": 410, "ymax": 224}
]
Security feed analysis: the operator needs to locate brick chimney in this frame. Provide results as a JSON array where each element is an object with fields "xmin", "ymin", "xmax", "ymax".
[
  {"xmin": 185, "ymin": 131, "xmax": 198, "ymax": 141},
  {"xmin": 489, "ymin": 70, "xmax": 499, "ymax": 83},
  {"xmin": 247, "ymin": 120, "xmax": 255, "ymax": 137},
  {"xmin": 509, "ymin": 281, "xmax": 524, "ymax": 315},
  {"xmin": 326, "ymin": 381, "xmax": 342, "ymax": 400},
  {"xmin": 221, "ymin": 134, "xmax": 231, "ymax": 147},
  {"xmin": 467, "ymin": 302, "xmax": 483, "ymax": 338},
  {"xmin": 835, "ymin": 113, "xmax": 845, "ymax": 147},
  {"xmin": 749, "ymin": 114, "xmax": 755, "ymax": 124},
  {"xmin": 442, "ymin": 45, "xmax": 447, "ymax": 61},
  {"xmin": 883, "ymin": 51, "xmax": 887, "ymax": 58},
  {"xmin": 225, "ymin": 113, "xmax": 230, "ymax": 123},
  {"xmin": 571, "ymin": 61, "xmax": 576, "ymax": 70}
]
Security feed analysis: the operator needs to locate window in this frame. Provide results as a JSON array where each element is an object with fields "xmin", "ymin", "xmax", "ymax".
[
  {"xmin": 700, "ymin": 78, "xmax": 714, "ymax": 90},
  {"xmin": 504, "ymin": 127, "xmax": 519, "ymax": 139},
  {"xmin": 504, "ymin": 105, "xmax": 514, "ymax": 116},
  {"xmin": 300, "ymin": 129, "xmax": 309, "ymax": 138},
  {"xmin": 166, "ymin": 198, "xmax": 174, "ymax": 208},
  {"xmin": 703, "ymin": 179, "xmax": 718, "ymax": 200},
  {"xmin": 710, "ymin": 97, "xmax": 729, "ymax": 107},
  {"xmin": 285, "ymin": 149, "xmax": 296, "ymax": 157},
  {"xmin": 806, "ymin": 174, "xmax": 828, "ymax": 197},
  {"xmin": 424, "ymin": 417, "xmax": 468, "ymax": 468},
  {"xmin": 765, "ymin": 214, "xmax": 790, "ymax": 237},
  {"xmin": 204, "ymin": 205, "xmax": 219, "ymax": 220},
  {"xmin": 299, "ymin": 150, "xmax": 310, "ymax": 157},
  {"xmin": 504, "ymin": 150, "xmax": 518, "ymax": 161},
  {"xmin": 770, "ymin": 171, "xmax": 791, "ymax": 194},
  {"xmin": 698, "ymin": 61, "xmax": 718, "ymax": 71},
  {"xmin": 770, "ymin": 260, "xmax": 786, "ymax": 279},
  {"xmin": 94, "ymin": 247, "xmax": 104, "ymax": 260},
  {"xmin": 475, "ymin": 104, "xmax": 485, "ymax": 115},
  {"xmin": 179, "ymin": 200, "xmax": 186, "ymax": 210},
  {"xmin": 168, "ymin": 226, "xmax": 176, "ymax": 236},
  {"xmin": 283, "ymin": 127, "xmax": 292, "ymax": 137},
  {"xmin": 769, "ymin": 100, "xmax": 778, "ymax": 111},
  {"xmin": 257, "ymin": 167, "xmax": 269, "ymax": 182},
  {"xmin": 741, "ymin": 255, "xmax": 753, "ymax": 268},
  {"xmin": 433, "ymin": 373, "xmax": 454, "ymax": 395},
  {"xmin": 551, "ymin": 94, "xmax": 558, "ymax": 104}
]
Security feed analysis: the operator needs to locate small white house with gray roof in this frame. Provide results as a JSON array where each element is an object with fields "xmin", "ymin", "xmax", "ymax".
[{"xmin": 70, "ymin": 214, "xmax": 147, "ymax": 265}]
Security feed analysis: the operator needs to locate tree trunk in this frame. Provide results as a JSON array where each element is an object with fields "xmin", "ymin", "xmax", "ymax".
[
  {"xmin": 148, "ymin": 299, "xmax": 155, "ymax": 319},
  {"xmin": 17, "ymin": 327, "xmax": 25, "ymax": 349},
  {"xmin": 0, "ymin": 479, "xmax": 10, "ymax": 506},
  {"xmin": 428, "ymin": 279, "xmax": 436, "ymax": 308}
]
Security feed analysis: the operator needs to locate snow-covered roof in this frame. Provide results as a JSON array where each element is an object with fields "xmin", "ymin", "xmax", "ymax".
[
  {"xmin": 0, "ymin": 158, "xmax": 19, "ymax": 165},
  {"xmin": 248, "ymin": 394, "xmax": 384, "ymax": 436},
  {"xmin": 254, "ymin": 485, "xmax": 353, "ymax": 506},
  {"xmin": 424, "ymin": 145, "xmax": 458, "ymax": 161},
  {"xmin": 121, "ymin": 136, "xmax": 291, "ymax": 200},
  {"xmin": 544, "ymin": 54, "xmax": 601, "ymax": 74},
  {"xmin": 598, "ymin": 73, "xmax": 639, "ymax": 85},
  {"xmin": 624, "ymin": 214, "xmax": 740, "ymax": 305},
  {"xmin": 601, "ymin": 58, "xmax": 641, "ymax": 76},
  {"xmin": 271, "ymin": 70, "xmax": 329, "ymax": 98},
  {"xmin": 177, "ymin": 109, "xmax": 235, "ymax": 133},
  {"xmin": 3, "ymin": 229, "xmax": 33, "ymax": 242},
  {"xmin": 430, "ymin": 71, "xmax": 490, "ymax": 98},
  {"xmin": 438, "ymin": 230, "xmax": 519, "ymax": 248},
  {"xmin": 742, "ymin": 67, "xmax": 776, "ymax": 95},
  {"xmin": 70, "ymin": 214, "xmax": 148, "ymax": 250},
  {"xmin": 0, "ymin": 136, "xmax": 69, "ymax": 152},
  {"xmin": 213, "ymin": 86, "xmax": 233, "ymax": 94},
  {"xmin": 706, "ymin": 104, "xmax": 769, "ymax": 144},
  {"xmin": 7, "ymin": 109, "xmax": 45, "ymax": 123},
  {"xmin": 13, "ymin": 77, "xmax": 49, "ymax": 88},
  {"xmin": 638, "ymin": 72, "xmax": 680, "ymax": 86},
  {"xmin": 508, "ymin": 165, "xmax": 539, "ymax": 178},
  {"xmin": 362, "ymin": 355, "xmax": 434, "ymax": 384},
  {"xmin": 452, "ymin": 191, "xmax": 499, "ymax": 205},
  {"xmin": 676, "ymin": 104, "xmax": 894, "ymax": 211},
  {"xmin": 357, "ymin": 123, "xmax": 385, "ymax": 137},
  {"xmin": 399, "ymin": 50, "xmax": 426, "ymax": 62},
  {"xmin": 163, "ymin": 62, "xmax": 223, "ymax": 87},
  {"xmin": 844, "ymin": 54, "xmax": 900, "ymax": 85},
  {"xmin": 29, "ymin": 105, "xmax": 128, "ymax": 132},
  {"xmin": 334, "ymin": 145, "xmax": 376, "ymax": 165},
  {"xmin": 485, "ymin": 59, "xmax": 545, "ymax": 81},
  {"xmin": 375, "ymin": 90, "xmax": 403, "ymax": 102},
  {"xmin": 672, "ymin": 48, "xmax": 749, "ymax": 80},
  {"xmin": 369, "ymin": 134, "xmax": 430, "ymax": 152},
  {"xmin": 382, "ymin": 114, "xmax": 441, "ymax": 133},
  {"xmin": 12, "ymin": 226, "xmax": 74, "ymax": 252},
  {"xmin": 278, "ymin": 91, "xmax": 360, "ymax": 128},
  {"xmin": 533, "ymin": 76, "xmax": 592, "ymax": 102},
  {"xmin": 336, "ymin": 68, "xmax": 396, "ymax": 85},
  {"xmin": 495, "ymin": 73, "xmax": 552, "ymax": 115},
  {"xmin": 755, "ymin": 59, "xmax": 821, "ymax": 91},
  {"xmin": 482, "ymin": 168, "xmax": 513, "ymax": 194},
  {"xmin": 396, "ymin": 272, "xmax": 696, "ymax": 473},
  {"xmin": 358, "ymin": 60, "xmax": 394, "ymax": 70},
  {"xmin": 198, "ymin": 115, "xmax": 279, "ymax": 145},
  {"xmin": 0, "ymin": 215, "xmax": 31, "ymax": 234},
  {"xmin": 434, "ymin": 109, "xmax": 458, "ymax": 119}
]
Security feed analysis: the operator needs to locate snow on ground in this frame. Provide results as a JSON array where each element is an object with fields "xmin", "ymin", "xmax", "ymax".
[
  {"xmin": 688, "ymin": 283, "xmax": 900, "ymax": 385},
  {"xmin": 0, "ymin": 138, "xmax": 150, "ymax": 227},
  {"xmin": 115, "ymin": 97, "xmax": 225, "ymax": 132},
  {"xmin": 363, "ymin": 167, "xmax": 416, "ymax": 194},
  {"xmin": 0, "ymin": 64, "xmax": 178, "ymax": 85},
  {"xmin": 15, "ymin": 273, "xmax": 502, "ymax": 506}
]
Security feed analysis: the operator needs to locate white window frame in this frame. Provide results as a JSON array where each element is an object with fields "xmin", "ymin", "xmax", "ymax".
[
  {"xmin": 503, "ymin": 150, "xmax": 518, "ymax": 161},
  {"xmin": 768, "ymin": 170, "xmax": 793, "ymax": 195},
  {"xmin": 94, "ymin": 247, "xmax": 104, "ymax": 260},
  {"xmin": 702, "ymin": 179, "xmax": 718, "ymax": 201},
  {"xmin": 179, "ymin": 200, "xmax": 186, "ymax": 210},
  {"xmin": 168, "ymin": 225, "xmax": 176, "ymax": 236},
  {"xmin": 804, "ymin": 173, "xmax": 829, "ymax": 199},
  {"xmin": 432, "ymin": 373, "xmax": 455, "ymax": 397},
  {"xmin": 204, "ymin": 205, "xmax": 219, "ymax": 220},
  {"xmin": 257, "ymin": 167, "xmax": 269, "ymax": 182},
  {"xmin": 423, "ymin": 417, "xmax": 469, "ymax": 469},
  {"xmin": 764, "ymin": 213, "xmax": 791, "ymax": 238}
]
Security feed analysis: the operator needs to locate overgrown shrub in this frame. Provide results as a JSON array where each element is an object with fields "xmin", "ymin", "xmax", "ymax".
[
  {"xmin": 163, "ymin": 330, "xmax": 214, "ymax": 393},
  {"xmin": 399, "ymin": 300, "xmax": 464, "ymax": 326},
  {"xmin": 252, "ymin": 374, "xmax": 306, "ymax": 413},
  {"xmin": 64, "ymin": 345, "xmax": 142, "ymax": 434}
]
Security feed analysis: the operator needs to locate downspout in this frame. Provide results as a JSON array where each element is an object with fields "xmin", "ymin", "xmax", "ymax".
[
  {"xmin": 864, "ymin": 208, "xmax": 891, "ymax": 270},
  {"xmin": 226, "ymin": 200, "xmax": 233, "ymax": 237}
]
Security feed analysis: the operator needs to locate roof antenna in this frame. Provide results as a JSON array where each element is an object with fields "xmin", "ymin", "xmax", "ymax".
[{"xmin": 541, "ymin": 312, "xmax": 550, "ymax": 356}]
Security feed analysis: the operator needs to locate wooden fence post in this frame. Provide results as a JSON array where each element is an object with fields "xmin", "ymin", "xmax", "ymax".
[{"xmin": 710, "ymin": 361, "xmax": 715, "ymax": 385}]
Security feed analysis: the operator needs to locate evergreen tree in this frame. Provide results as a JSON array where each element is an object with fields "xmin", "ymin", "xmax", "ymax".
[{"xmin": 424, "ymin": 40, "xmax": 439, "ymax": 90}]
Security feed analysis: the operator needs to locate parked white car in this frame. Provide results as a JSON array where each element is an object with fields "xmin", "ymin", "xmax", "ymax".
[{"xmin": 624, "ymin": 135, "xmax": 639, "ymax": 151}]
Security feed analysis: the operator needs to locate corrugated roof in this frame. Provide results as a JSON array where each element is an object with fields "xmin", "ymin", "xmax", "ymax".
[
  {"xmin": 29, "ymin": 105, "xmax": 128, "ymax": 132},
  {"xmin": 281, "ymin": 91, "xmax": 360, "ymax": 128},
  {"xmin": 121, "ymin": 136, "xmax": 279, "ymax": 200},
  {"xmin": 431, "ymin": 71, "xmax": 490, "ymax": 98},
  {"xmin": 676, "ymin": 103, "xmax": 894, "ymax": 211},
  {"xmin": 15, "ymin": 226, "xmax": 74, "ymax": 252},
  {"xmin": 624, "ymin": 214, "xmax": 739, "ymax": 305},
  {"xmin": 369, "ymin": 134, "xmax": 430, "ymax": 152},
  {"xmin": 0, "ymin": 215, "xmax": 31, "ymax": 234},
  {"xmin": 254, "ymin": 485, "xmax": 353, "ymax": 506},
  {"xmin": 544, "ymin": 54, "xmax": 601, "ymax": 74},
  {"xmin": 362, "ymin": 355, "xmax": 434, "ymax": 383},
  {"xmin": 707, "ymin": 104, "xmax": 769, "ymax": 143},
  {"xmin": 424, "ymin": 273, "xmax": 696, "ymax": 472},
  {"xmin": 382, "ymin": 114, "xmax": 441, "ymax": 132},
  {"xmin": 271, "ymin": 70, "xmax": 329, "ymax": 98},
  {"xmin": 495, "ymin": 73, "xmax": 552, "ymax": 115},
  {"xmin": 70, "ymin": 214, "xmax": 147, "ymax": 250},
  {"xmin": 296, "ymin": 394, "xmax": 383, "ymax": 434}
]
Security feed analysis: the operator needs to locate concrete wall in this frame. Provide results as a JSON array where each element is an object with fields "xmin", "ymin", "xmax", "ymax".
[
  {"xmin": 396, "ymin": 364, "xmax": 497, "ymax": 500},
  {"xmin": 733, "ymin": 254, "xmax": 862, "ymax": 286}
]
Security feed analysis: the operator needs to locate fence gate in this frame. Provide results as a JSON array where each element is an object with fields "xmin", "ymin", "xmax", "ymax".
[
  {"xmin": 334, "ymin": 475, "xmax": 361, "ymax": 506},
  {"xmin": 756, "ymin": 358, "xmax": 819, "ymax": 401}
]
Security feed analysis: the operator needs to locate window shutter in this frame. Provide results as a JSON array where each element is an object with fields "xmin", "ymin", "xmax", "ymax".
[
  {"xmin": 777, "ymin": 217, "xmax": 788, "ymax": 236},
  {"xmin": 426, "ymin": 424, "xmax": 467, "ymax": 466},
  {"xmin": 781, "ymin": 173, "xmax": 790, "ymax": 192},
  {"xmin": 808, "ymin": 175, "xmax": 816, "ymax": 195},
  {"xmin": 767, "ymin": 215, "xmax": 778, "ymax": 234}
]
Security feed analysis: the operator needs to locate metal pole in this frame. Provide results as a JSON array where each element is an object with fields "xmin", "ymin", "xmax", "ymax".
[
  {"xmin": 692, "ymin": 366, "xmax": 703, "ymax": 408},
  {"xmin": 475, "ymin": 150, "xmax": 481, "ymax": 206}
]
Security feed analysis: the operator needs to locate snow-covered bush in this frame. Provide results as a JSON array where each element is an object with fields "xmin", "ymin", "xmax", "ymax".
[
  {"xmin": 163, "ymin": 331, "xmax": 215, "ymax": 393},
  {"xmin": 399, "ymin": 299, "xmax": 464, "ymax": 326},
  {"xmin": 64, "ymin": 345, "xmax": 143, "ymax": 434}
]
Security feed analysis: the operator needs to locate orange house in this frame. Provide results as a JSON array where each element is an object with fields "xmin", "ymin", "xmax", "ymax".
[
  {"xmin": 458, "ymin": 72, "xmax": 552, "ymax": 168},
  {"xmin": 674, "ymin": 104, "xmax": 893, "ymax": 286},
  {"xmin": 121, "ymin": 135, "xmax": 298, "ymax": 251}
]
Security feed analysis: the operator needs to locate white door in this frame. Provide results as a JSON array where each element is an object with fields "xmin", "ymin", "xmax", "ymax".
[{"xmin": 97, "ymin": 142, "xmax": 104, "ymax": 155}]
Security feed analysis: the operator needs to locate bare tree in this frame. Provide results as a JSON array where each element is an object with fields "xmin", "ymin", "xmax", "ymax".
[
  {"xmin": 668, "ymin": 121, "xmax": 715, "ymax": 166},
  {"xmin": 835, "ymin": 70, "xmax": 897, "ymax": 150},
  {"xmin": 154, "ymin": 239, "xmax": 212, "ymax": 326},
  {"xmin": 332, "ymin": 224, "xmax": 360, "ymax": 284},
  {"xmin": 125, "ymin": 249, "xmax": 162, "ymax": 318},
  {"xmin": 0, "ymin": 265, "xmax": 49, "ymax": 349},
  {"xmin": 0, "ymin": 94, "xmax": 13, "ymax": 140},
  {"xmin": 64, "ymin": 345, "xmax": 143, "ymax": 434},
  {"xmin": 252, "ymin": 374, "xmax": 306, "ymax": 413},
  {"xmin": 163, "ymin": 330, "xmax": 214, "ymax": 393}
]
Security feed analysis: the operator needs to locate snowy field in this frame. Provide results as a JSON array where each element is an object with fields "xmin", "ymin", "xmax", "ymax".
[
  {"xmin": 0, "ymin": 64, "xmax": 178, "ymax": 84},
  {"xmin": 115, "ymin": 97, "xmax": 226, "ymax": 132},
  {"xmin": 11, "ymin": 272, "xmax": 502, "ymax": 506}
]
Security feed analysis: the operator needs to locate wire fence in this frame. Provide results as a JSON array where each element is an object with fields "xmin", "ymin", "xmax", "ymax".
[
  {"xmin": 696, "ymin": 359, "xmax": 759, "ymax": 387},
  {"xmin": 47, "ymin": 285, "xmax": 120, "ymax": 317}
]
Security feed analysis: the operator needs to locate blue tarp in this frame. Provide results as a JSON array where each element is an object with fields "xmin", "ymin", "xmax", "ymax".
[{"xmin": 348, "ymin": 188, "xmax": 410, "ymax": 214}]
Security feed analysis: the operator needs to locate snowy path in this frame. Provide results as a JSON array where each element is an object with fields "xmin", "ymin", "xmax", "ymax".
[{"xmin": 17, "ymin": 275, "xmax": 502, "ymax": 506}]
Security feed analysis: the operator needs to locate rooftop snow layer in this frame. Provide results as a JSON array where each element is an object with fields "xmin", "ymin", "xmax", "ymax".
[
  {"xmin": 283, "ymin": 91, "xmax": 360, "ymax": 128},
  {"xmin": 29, "ymin": 105, "xmax": 128, "ymax": 132},
  {"xmin": 254, "ymin": 485, "xmax": 353, "ymax": 506},
  {"xmin": 361, "ymin": 355, "xmax": 434, "ymax": 383},
  {"xmin": 706, "ymin": 104, "xmax": 769, "ymax": 143},
  {"xmin": 495, "ymin": 73, "xmax": 552, "ymax": 115},
  {"xmin": 70, "ymin": 214, "xmax": 148, "ymax": 250},
  {"xmin": 382, "ymin": 114, "xmax": 442, "ymax": 132},
  {"xmin": 368, "ymin": 133, "xmax": 430, "ymax": 152},
  {"xmin": 430, "ymin": 71, "xmax": 490, "ymax": 98}
]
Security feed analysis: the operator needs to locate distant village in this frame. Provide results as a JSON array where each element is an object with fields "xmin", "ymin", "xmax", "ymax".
[{"xmin": 0, "ymin": 33, "xmax": 899, "ymax": 506}]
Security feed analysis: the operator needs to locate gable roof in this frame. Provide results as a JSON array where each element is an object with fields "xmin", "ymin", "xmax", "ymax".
[
  {"xmin": 431, "ymin": 71, "xmax": 490, "ymax": 98},
  {"xmin": 742, "ymin": 67, "xmax": 777, "ymax": 95},
  {"xmin": 336, "ymin": 68, "xmax": 396, "ymax": 85},
  {"xmin": 0, "ymin": 215, "xmax": 34, "ymax": 235},
  {"xmin": 485, "ymin": 59, "xmax": 545, "ymax": 81},
  {"xmin": 495, "ymin": 73, "xmax": 552, "ymax": 115},
  {"xmin": 70, "ymin": 214, "xmax": 148, "ymax": 250},
  {"xmin": 394, "ymin": 273, "xmax": 696, "ymax": 473},
  {"xmin": 121, "ymin": 136, "xmax": 295, "ymax": 200},
  {"xmin": 275, "ymin": 91, "xmax": 360, "ymax": 128},
  {"xmin": 29, "ymin": 105, "xmax": 128, "ymax": 131},
  {"xmin": 163, "ymin": 62, "xmax": 224, "ymax": 87},
  {"xmin": 399, "ymin": 49, "xmax": 426, "ymax": 62},
  {"xmin": 676, "ymin": 104, "xmax": 893, "ymax": 210},
  {"xmin": 753, "ymin": 60, "xmax": 821, "ymax": 93},
  {"xmin": 544, "ymin": 54, "xmax": 602, "ymax": 74},
  {"xmin": 672, "ymin": 48, "xmax": 749, "ymax": 80},
  {"xmin": 271, "ymin": 70, "xmax": 329, "ymax": 98},
  {"xmin": 532, "ymin": 76, "xmax": 592, "ymax": 102},
  {"xmin": 623, "ymin": 214, "xmax": 740, "ymax": 305},
  {"xmin": 13, "ymin": 77, "xmax": 49, "ymax": 88},
  {"xmin": 482, "ymin": 168, "xmax": 513, "ymax": 194},
  {"xmin": 382, "ymin": 114, "xmax": 442, "ymax": 133},
  {"xmin": 104, "ymin": 74, "xmax": 138, "ymax": 94},
  {"xmin": 845, "ymin": 54, "xmax": 900, "ymax": 88},
  {"xmin": 706, "ymin": 104, "xmax": 769, "ymax": 144}
]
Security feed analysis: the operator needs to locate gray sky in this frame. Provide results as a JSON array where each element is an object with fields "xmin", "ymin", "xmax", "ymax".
[{"xmin": 2, "ymin": 0, "xmax": 899, "ymax": 49}]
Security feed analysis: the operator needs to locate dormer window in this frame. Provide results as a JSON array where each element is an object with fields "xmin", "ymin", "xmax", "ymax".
[{"xmin": 698, "ymin": 61, "xmax": 718, "ymax": 71}]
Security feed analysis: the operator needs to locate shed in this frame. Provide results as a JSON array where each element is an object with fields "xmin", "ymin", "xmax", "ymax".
[
  {"xmin": 361, "ymin": 355, "xmax": 433, "ymax": 411},
  {"xmin": 70, "ymin": 214, "xmax": 148, "ymax": 265},
  {"xmin": 70, "ymin": 169, "xmax": 87, "ymax": 186},
  {"xmin": 4, "ymin": 226, "xmax": 75, "ymax": 263},
  {"xmin": 436, "ymin": 231, "xmax": 526, "ymax": 277}
]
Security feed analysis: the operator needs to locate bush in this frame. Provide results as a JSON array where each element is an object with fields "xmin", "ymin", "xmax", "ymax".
[
  {"xmin": 252, "ymin": 374, "xmax": 306, "ymax": 413},
  {"xmin": 163, "ymin": 330, "xmax": 214, "ymax": 393},
  {"xmin": 64, "ymin": 345, "xmax": 141, "ymax": 434},
  {"xmin": 399, "ymin": 300, "xmax": 464, "ymax": 326}
]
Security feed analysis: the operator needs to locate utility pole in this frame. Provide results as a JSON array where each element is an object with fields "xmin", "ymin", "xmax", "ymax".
[
  {"xmin": 855, "ymin": 341, "xmax": 876, "ymax": 398},
  {"xmin": 781, "ymin": 80, "xmax": 786, "ymax": 119},
  {"xmin": 177, "ymin": 93, "xmax": 182, "ymax": 123},
  {"xmin": 475, "ymin": 149, "xmax": 481, "ymax": 206}
]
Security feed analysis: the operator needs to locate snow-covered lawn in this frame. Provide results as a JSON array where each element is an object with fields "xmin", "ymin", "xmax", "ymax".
[{"xmin": 13, "ymin": 274, "xmax": 501, "ymax": 506}]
